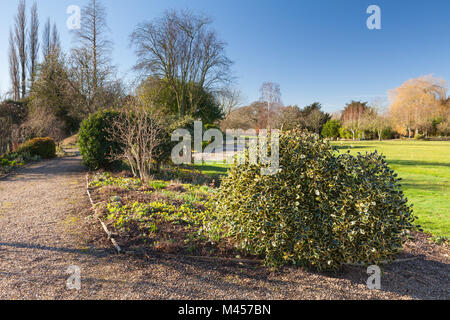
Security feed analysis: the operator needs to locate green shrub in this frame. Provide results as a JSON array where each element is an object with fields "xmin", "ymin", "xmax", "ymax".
[
  {"xmin": 321, "ymin": 120, "xmax": 341, "ymax": 139},
  {"xmin": 381, "ymin": 127, "xmax": 395, "ymax": 140},
  {"xmin": 213, "ymin": 130, "xmax": 415, "ymax": 270},
  {"xmin": 16, "ymin": 137, "xmax": 56, "ymax": 159},
  {"xmin": 78, "ymin": 110, "xmax": 123, "ymax": 170},
  {"xmin": 339, "ymin": 127, "xmax": 353, "ymax": 139},
  {"xmin": 154, "ymin": 115, "xmax": 195, "ymax": 169}
]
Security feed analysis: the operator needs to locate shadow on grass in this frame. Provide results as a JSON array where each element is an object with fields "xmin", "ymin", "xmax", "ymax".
[
  {"xmin": 334, "ymin": 145, "xmax": 371, "ymax": 150},
  {"xmin": 387, "ymin": 159, "xmax": 450, "ymax": 168},
  {"xmin": 401, "ymin": 182, "xmax": 448, "ymax": 193},
  {"xmin": 194, "ymin": 164, "xmax": 229, "ymax": 175}
]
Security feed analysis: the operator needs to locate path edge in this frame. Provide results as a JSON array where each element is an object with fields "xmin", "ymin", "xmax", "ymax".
[{"xmin": 85, "ymin": 173, "xmax": 122, "ymax": 254}]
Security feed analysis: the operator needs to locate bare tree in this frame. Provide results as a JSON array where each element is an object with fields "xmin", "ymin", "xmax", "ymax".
[
  {"xmin": 14, "ymin": 0, "xmax": 27, "ymax": 99},
  {"xmin": 107, "ymin": 102, "xmax": 162, "ymax": 182},
  {"xmin": 71, "ymin": 0, "xmax": 114, "ymax": 113},
  {"xmin": 51, "ymin": 23, "xmax": 61, "ymax": 55},
  {"xmin": 130, "ymin": 9, "xmax": 233, "ymax": 117},
  {"xmin": 72, "ymin": 0, "xmax": 112, "ymax": 91},
  {"xmin": 28, "ymin": 1, "xmax": 39, "ymax": 87},
  {"xmin": 259, "ymin": 82, "xmax": 282, "ymax": 129},
  {"xmin": 368, "ymin": 98, "xmax": 391, "ymax": 141},
  {"xmin": 25, "ymin": 106, "xmax": 65, "ymax": 142},
  {"xmin": 341, "ymin": 100, "xmax": 370, "ymax": 140},
  {"xmin": 216, "ymin": 87, "xmax": 243, "ymax": 117},
  {"xmin": 9, "ymin": 29, "xmax": 20, "ymax": 101},
  {"xmin": 42, "ymin": 18, "xmax": 51, "ymax": 58},
  {"xmin": 42, "ymin": 19, "xmax": 61, "ymax": 60}
]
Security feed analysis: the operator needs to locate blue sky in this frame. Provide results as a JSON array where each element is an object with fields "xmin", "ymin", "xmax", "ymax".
[{"xmin": 1, "ymin": 0, "xmax": 450, "ymax": 113}]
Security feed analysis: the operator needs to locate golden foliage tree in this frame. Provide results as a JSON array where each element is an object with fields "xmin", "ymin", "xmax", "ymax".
[{"xmin": 389, "ymin": 75, "xmax": 447, "ymax": 138}]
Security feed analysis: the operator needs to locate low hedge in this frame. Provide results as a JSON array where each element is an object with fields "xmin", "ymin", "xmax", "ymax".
[{"xmin": 16, "ymin": 137, "xmax": 56, "ymax": 159}]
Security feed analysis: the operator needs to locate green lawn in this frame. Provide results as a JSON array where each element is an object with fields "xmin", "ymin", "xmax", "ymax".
[
  {"xmin": 194, "ymin": 140, "xmax": 449, "ymax": 238},
  {"xmin": 332, "ymin": 140, "xmax": 450, "ymax": 238},
  {"xmin": 193, "ymin": 162, "xmax": 230, "ymax": 176}
]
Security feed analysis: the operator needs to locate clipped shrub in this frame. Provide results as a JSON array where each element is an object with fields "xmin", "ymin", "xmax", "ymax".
[
  {"xmin": 213, "ymin": 130, "xmax": 415, "ymax": 270},
  {"xmin": 78, "ymin": 110, "xmax": 123, "ymax": 170},
  {"xmin": 16, "ymin": 137, "xmax": 56, "ymax": 159}
]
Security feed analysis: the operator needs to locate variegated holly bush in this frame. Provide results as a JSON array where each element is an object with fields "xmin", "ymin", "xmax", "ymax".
[{"xmin": 213, "ymin": 130, "xmax": 415, "ymax": 270}]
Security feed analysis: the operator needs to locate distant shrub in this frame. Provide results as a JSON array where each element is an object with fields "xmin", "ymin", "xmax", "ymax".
[
  {"xmin": 16, "ymin": 137, "xmax": 56, "ymax": 159},
  {"xmin": 213, "ymin": 130, "xmax": 415, "ymax": 270},
  {"xmin": 381, "ymin": 127, "xmax": 395, "ymax": 140},
  {"xmin": 414, "ymin": 133, "xmax": 425, "ymax": 140},
  {"xmin": 322, "ymin": 120, "xmax": 341, "ymax": 139},
  {"xmin": 1, "ymin": 158, "xmax": 10, "ymax": 166},
  {"xmin": 339, "ymin": 127, "xmax": 353, "ymax": 139},
  {"xmin": 78, "ymin": 110, "xmax": 124, "ymax": 170}
]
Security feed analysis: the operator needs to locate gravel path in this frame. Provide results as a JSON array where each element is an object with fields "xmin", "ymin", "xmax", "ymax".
[{"xmin": 0, "ymin": 153, "xmax": 448, "ymax": 300}]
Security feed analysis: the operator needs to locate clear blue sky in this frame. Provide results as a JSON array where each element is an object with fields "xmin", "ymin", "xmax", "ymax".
[{"xmin": 1, "ymin": 0, "xmax": 450, "ymax": 113}]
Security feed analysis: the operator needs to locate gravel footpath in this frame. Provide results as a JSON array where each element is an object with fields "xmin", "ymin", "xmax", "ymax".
[{"xmin": 0, "ymin": 152, "xmax": 448, "ymax": 300}]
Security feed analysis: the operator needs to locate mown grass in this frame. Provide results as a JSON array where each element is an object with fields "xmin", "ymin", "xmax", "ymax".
[
  {"xmin": 332, "ymin": 140, "xmax": 449, "ymax": 238},
  {"xmin": 193, "ymin": 162, "xmax": 230, "ymax": 176}
]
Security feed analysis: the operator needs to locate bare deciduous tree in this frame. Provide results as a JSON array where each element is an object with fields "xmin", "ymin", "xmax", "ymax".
[
  {"xmin": 15, "ymin": 0, "xmax": 27, "ymax": 99},
  {"xmin": 51, "ymin": 23, "xmax": 61, "ymax": 55},
  {"xmin": 107, "ymin": 103, "xmax": 162, "ymax": 182},
  {"xmin": 28, "ymin": 1, "xmax": 39, "ymax": 87},
  {"xmin": 42, "ymin": 18, "xmax": 51, "ymax": 58},
  {"xmin": 130, "ymin": 9, "xmax": 233, "ymax": 117},
  {"xmin": 341, "ymin": 100, "xmax": 370, "ymax": 140},
  {"xmin": 72, "ymin": 0, "xmax": 112, "ymax": 91},
  {"xmin": 70, "ymin": 0, "xmax": 115, "ymax": 113},
  {"xmin": 9, "ymin": 29, "xmax": 20, "ymax": 101},
  {"xmin": 216, "ymin": 87, "xmax": 243, "ymax": 117},
  {"xmin": 365, "ymin": 98, "xmax": 391, "ymax": 141},
  {"xmin": 259, "ymin": 82, "xmax": 282, "ymax": 129},
  {"xmin": 25, "ymin": 107, "xmax": 65, "ymax": 142}
]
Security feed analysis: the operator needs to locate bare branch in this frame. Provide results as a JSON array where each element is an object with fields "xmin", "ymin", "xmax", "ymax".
[{"xmin": 106, "ymin": 102, "xmax": 163, "ymax": 182}]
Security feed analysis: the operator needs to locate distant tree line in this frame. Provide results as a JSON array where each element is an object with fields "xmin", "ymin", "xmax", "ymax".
[
  {"xmin": 221, "ymin": 75, "xmax": 450, "ymax": 140},
  {"xmin": 327, "ymin": 75, "xmax": 450, "ymax": 140}
]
